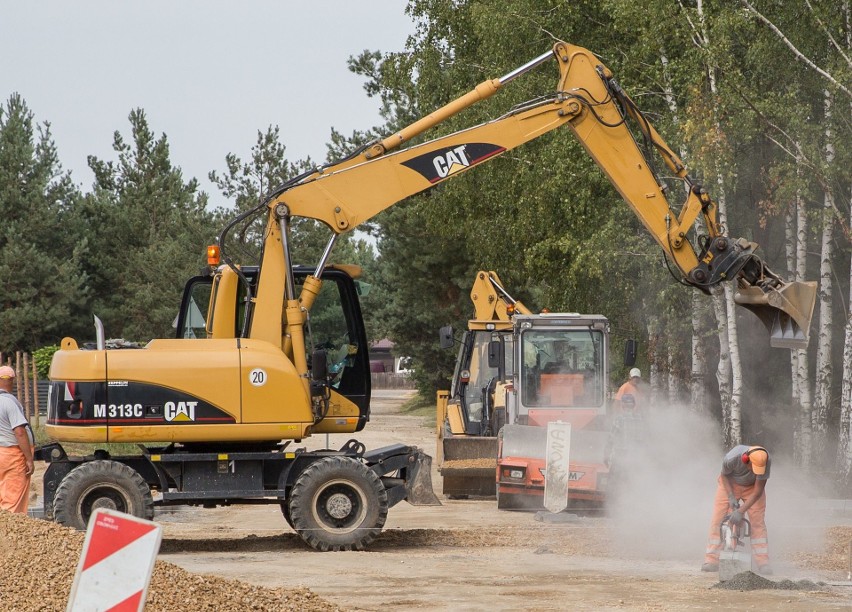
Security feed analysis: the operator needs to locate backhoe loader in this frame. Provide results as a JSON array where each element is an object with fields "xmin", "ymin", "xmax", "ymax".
[
  {"xmin": 39, "ymin": 40, "xmax": 815, "ymax": 551},
  {"xmin": 437, "ymin": 271, "xmax": 531, "ymax": 497}
]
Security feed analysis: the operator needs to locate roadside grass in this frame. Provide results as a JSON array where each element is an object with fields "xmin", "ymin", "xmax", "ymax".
[
  {"xmin": 399, "ymin": 393, "xmax": 433, "ymax": 417},
  {"xmin": 398, "ymin": 392, "xmax": 438, "ymax": 432}
]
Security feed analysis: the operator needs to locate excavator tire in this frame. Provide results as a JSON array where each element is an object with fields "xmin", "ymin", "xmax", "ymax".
[
  {"xmin": 289, "ymin": 456, "xmax": 388, "ymax": 551},
  {"xmin": 53, "ymin": 460, "xmax": 154, "ymax": 530},
  {"xmin": 279, "ymin": 500, "xmax": 294, "ymax": 529}
]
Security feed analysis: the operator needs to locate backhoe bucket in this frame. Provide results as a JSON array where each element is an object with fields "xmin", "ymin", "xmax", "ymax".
[
  {"xmin": 735, "ymin": 280, "xmax": 817, "ymax": 350},
  {"xmin": 440, "ymin": 437, "xmax": 499, "ymax": 497}
]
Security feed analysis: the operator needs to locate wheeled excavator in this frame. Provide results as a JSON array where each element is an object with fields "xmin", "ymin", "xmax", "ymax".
[{"xmin": 39, "ymin": 40, "xmax": 816, "ymax": 550}]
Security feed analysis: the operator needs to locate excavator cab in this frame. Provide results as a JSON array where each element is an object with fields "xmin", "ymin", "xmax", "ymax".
[{"xmin": 47, "ymin": 264, "xmax": 372, "ymax": 445}]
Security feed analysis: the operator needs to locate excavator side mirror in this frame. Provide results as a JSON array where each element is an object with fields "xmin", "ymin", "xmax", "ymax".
[
  {"xmin": 310, "ymin": 349, "xmax": 328, "ymax": 396},
  {"xmin": 439, "ymin": 326, "xmax": 455, "ymax": 350},
  {"xmin": 623, "ymin": 339, "xmax": 637, "ymax": 367}
]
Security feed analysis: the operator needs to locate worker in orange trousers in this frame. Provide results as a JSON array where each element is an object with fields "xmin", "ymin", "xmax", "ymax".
[
  {"xmin": 0, "ymin": 366, "xmax": 35, "ymax": 514},
  {"xmin": 702, "ymin": 445, "xmax": 771, "ymax": 575}
]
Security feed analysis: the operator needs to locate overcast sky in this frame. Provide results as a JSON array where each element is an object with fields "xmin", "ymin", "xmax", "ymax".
[{"xmin": 2, "ymin": 2, "xmax": 414, "ymax": 202}]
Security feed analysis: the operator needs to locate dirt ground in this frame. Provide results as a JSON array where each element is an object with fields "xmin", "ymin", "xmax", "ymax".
[{"xmin": 30, "ymin": 390, "xmax": 852, "ymax": 611}]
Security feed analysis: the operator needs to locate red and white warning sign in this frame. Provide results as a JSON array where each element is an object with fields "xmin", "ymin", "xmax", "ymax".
[{"xmin": 67, "ymin": 508, "xmax": 163, "ymax": 612}]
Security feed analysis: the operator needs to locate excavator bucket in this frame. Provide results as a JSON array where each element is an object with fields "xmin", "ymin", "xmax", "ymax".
[
  {"xmin": 734, "ymin": 280, "xmax": 817, "ymax": 350},
  {"xmin": 440, "ymin": 437, "xmax": 499, "ymax": 497},
  {"xmin": 403, "ymin": 448, "xmax": 443, "ymax": 506}
]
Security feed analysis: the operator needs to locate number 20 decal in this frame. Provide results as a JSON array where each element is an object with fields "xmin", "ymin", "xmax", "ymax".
[{"xmin": 249, "ymin": 368, "xmax": 267, "ymax": 387}]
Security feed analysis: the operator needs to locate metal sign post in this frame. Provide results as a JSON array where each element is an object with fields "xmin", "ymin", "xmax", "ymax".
[{"xmin": 543, "ymin": 421, "xmax": 572, "ymax": 513}]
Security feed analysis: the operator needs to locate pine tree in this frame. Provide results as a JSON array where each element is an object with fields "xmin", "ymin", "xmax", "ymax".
[{"xmin": 0, "ymin": 94, "xmax": 89, "ymax": 351}]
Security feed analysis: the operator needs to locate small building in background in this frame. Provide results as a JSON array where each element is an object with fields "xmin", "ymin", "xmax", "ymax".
[{"xmin": 369, "ymin": 339, "xmax": 412, "ymax": 374}]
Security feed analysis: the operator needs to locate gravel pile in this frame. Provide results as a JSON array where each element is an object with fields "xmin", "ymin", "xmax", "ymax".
[
  {"xmin": 787, "ymin": 525, "xmax": 852, "ymax": 572},
  {"xmin": 712, "ymin": 571, "xmax": 826, "ymax": 592},
  {"xmin": 440, "ymin": 458, "xmax": 497, "ymax": 469},
  {"xmin": 0, "ymin": 511, "xmax": 342, "ymax": 612}
]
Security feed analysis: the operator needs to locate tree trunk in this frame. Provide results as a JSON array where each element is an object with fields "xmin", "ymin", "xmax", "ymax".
[
  {"xmin": 785, "ymin": 201, "xmax": 799, "ymax": 402},
  {"xmin": 837, "ymin": 263, "xmax": 852, "ymax": 480},
  {"xmin": 812, "ymin": 91, "xmax": 835, "ymax": 464},
  {"xmin": 795, "ymin": 155, "xmax": 813, "ymax": 467},
  {"xmin": 691, "ymin": 292, "xmax": 708, "ymax": 413},
  {"xmin": 834, "ymin": 1, "xmax": 852, "ymax": 482},
  {"xmin": 696, "ymin": 0, "xmax": 742, "ymax": 446},
  {"xmin": 723, "ymin": 283, "xmax": 743, "ymax": 445},
  {"xmin": 661, "ymin": 48, "xmax": 708, "ymax": 414},
  {"xmin": 837, "ymin": 266, "xmax": 852, "ymax": 484},
  {"xmin": 713, "ymin": 290, "xmax": 734, "ymax": 446}
]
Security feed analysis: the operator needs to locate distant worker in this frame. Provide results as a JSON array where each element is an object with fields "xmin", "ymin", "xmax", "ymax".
[
  {"xmin": 701, "ymin": 445, "xmax": 771, "ymax": 575},
  {"xmin": 0, "ymin": 366, "xmax": 35, "ymax": 514},
  {"xmin": 614, "ymin": 367, "xmax": 644, "ymax": 414}
]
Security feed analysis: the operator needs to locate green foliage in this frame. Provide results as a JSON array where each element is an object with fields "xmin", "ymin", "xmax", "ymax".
[
  {"xmin": 32, "ymin": 345, "xmax": 59, "ymax": 379},
  {"xmin": 352, "ymin": 0, "xmax": 851, "ymax": 409},
  {"xmin": 0, "ymin": 94, "xmax": 90, "ymax": 352},
  {"xmin": 83, "ymin": 109, "xmax": 216, "ymax": 341}
]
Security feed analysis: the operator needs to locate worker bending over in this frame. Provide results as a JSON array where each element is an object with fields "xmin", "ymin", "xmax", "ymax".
[
  {"xmin": 0, "ymin": 366, "xmax": 34, "ymax": 514},
  {"xmin": 702, "ymin": 445, "xmax": 771, "ymax": 574}
]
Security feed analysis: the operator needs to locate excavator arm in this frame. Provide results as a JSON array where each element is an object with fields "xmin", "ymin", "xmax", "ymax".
[{"xmin": 232, "ymin": 40, "xmax": 815, "ymax": 376}]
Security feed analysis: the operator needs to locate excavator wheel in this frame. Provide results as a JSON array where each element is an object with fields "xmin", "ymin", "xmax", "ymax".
[
  {"xmin": 53, "ymin": 460, "xmax": 154, "ymax": 530},
  {"xmin": 288, "ymin": 456, "xmax": 388, "ymax": 551},
  {"xmin": 279, "ymin": 500, "xmax": 294, "ymax": 529}
]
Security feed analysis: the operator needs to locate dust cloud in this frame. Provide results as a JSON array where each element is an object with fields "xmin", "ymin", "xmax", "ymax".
[
  {"xmin": 607, "ymin": 401, "xmax": 721, "ymax": 562},
  {"xmin": 605, "ymin": 401, "xmax": 842, "ymax": 570}
]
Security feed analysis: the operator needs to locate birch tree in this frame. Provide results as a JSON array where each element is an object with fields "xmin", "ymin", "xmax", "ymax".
[
  {"xmin": 834, "ymin": 0, "xmax": 852, "ymax": 478},
  {"xmin": 690, "ymin": 0, "xmax": 743, "ymax": 445},
  {"xmin": 812, "ymin": 92, "xmax": 836, "ymax": 459},
  {"xmin": 739, "ymin": 0, "xmax": 852, "ymax": 467}
]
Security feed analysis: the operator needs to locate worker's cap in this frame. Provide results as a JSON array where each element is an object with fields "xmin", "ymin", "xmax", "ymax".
[
  {"xmin": 629, "ymin": 367, "xmax": 641, "ymax": 379},
  {"xmin": 0, "ymin": 365, "xmax": 16, "ymax": 379},
  {"xmin": 747, "ymin": 447, "xmax": 768, "ymax": 475}
]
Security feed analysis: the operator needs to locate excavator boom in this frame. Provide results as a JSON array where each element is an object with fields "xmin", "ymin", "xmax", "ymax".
[{"xmin": 260, "ymin": 42, "xmax": 814, "ymax": 351}]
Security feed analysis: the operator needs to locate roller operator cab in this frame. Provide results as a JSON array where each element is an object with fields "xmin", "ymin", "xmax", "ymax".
[
  {"xmin": 47, "ymin": 265, "xmax": 371, "ymax": 445},
  {"xmin": 497, "ymin": 314, "xmax": 612, "ymax": 511}
]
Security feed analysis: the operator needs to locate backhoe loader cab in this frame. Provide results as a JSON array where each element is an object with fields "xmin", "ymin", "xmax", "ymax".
[
  {"xmin": 436, "ymin": 323, "xmax": 515, "ymax": 498},
  {"xmin": 450, "ymin": 328, "xmax": 514, "ymax": 436}
]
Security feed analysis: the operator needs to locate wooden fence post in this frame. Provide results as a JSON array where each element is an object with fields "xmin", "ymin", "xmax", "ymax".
[
  {"xmin": 15, "ymin": 351, "xmax": 21, "ymax": 402},
  {"xmin": 32, "ymin": 357, "xmax": 39, "ymax": 428},
  {"xmin": 22, "ymin": 352, "xmax": 31, "ymax": 422}
]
